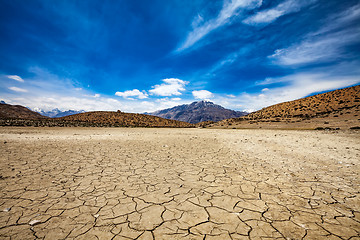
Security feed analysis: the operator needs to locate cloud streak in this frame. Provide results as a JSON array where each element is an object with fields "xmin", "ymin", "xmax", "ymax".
[
  {"xmin": 177, "ymin": 0, "xmax": 262, "ymax": 52},
  {"xmin": 243, "ymin": 0, "xmax": 314, "ymax": 25},
  {"xmin": 8, "ymin": 86, "xmax": 28, "ymax": 92},
  {"xmin": 7, "ymin": 75, "xmax": 25, "ymax": 82},
  {"xmin": 269, "ymin": 4, "xmax": 360, "ymax": 67},
  {"xmin": 269, "ymin": 29, "xmax": 360, "ymax": 66}
]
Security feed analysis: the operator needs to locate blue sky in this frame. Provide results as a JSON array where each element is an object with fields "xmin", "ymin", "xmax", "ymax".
[{"xmin": 0, "ymin": 0, "xmax": 359, "ymax": 113}]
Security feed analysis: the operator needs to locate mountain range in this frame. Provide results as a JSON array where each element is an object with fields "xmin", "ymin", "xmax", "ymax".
[
  {"xmin": 1, "ymin": 85, "xmax": 359, "ymax": 129},
  {"xmin": 146, "ymin": 100, "xmax": 248, "ymax": 124},
  {"xmin": 34, "ymin": 108, "xmax": 85, "ymax": 118}
]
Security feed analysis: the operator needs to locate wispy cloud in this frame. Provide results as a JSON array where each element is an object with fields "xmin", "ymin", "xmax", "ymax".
[
  {"xmin": 192, "ymin": 90, "xmax": 214, "ymax": 100},
  {"xmin": 311, "ymin": 3, "xmax": 360, "ymax": 36},
  {"xmin": 149, "ymin": 78, "xmax": 188, "ymax": 96},
  {"xmin": 177, "ymin": 0, "xmax": 262, "ymax": 52},
  {"xmin": 8, "ymin": 86, "xmax": 28, "ymax": 92},
  {"xmin": 7, "ymin": 75, "xmax": 25, "ymax": 83},
  {"xmin": 269, "ymin": 4, "xmax": 360, "ymax": 66},
  {"xmin": 115, "ymin": 89, "xmax": 148, "ymax": 99},
  {"xmin": 243, "ymin": 0, "xmax": 314, "ymax": 25},
  {"xmin": 269, "ymin": 29, "xmax": 360, "ymax": 66}
]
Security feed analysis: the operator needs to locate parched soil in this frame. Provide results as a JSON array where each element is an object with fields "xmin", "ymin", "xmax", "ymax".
[{"xmin": 0, "ymin": 127, "xmax": 359, "ymax": 239}]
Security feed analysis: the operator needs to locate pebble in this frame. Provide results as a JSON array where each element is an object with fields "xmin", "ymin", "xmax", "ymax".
[
  {"xmin": 3, "ymin": 208, "xmax": 11, "ymax": 212},
  {"xmin": 29, "ymin": 220, "xmax": 41, "ymax": 226}
]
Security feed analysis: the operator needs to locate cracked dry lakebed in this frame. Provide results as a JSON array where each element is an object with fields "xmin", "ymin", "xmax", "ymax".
[{"xmin": 0, "ymin": 127, "xmax": 359, "ymax": 240}]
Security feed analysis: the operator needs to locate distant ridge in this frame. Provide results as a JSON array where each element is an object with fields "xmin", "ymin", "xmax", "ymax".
[
  {"xmin": 35, "ymin": 108, "xmax": 85, "ymax": 118},
  {"xmin": 209, "ymin": 85, "xmax": 360, "ymax": 129},
  {"xmin": 0, "ymin": 101, "xmax": 48, "ymax": 120},
  {"xmin": 146, "ymin": 100, "xmax": 247, "ymax": 124}
]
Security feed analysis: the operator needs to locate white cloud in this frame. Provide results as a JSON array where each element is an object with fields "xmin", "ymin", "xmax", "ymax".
[
  {"xmin": 149, "ymin": 78, "xmax": 188, "ymax": 96},
  {"xmin": 311, "ymin": 3, "xmax": 360, "ymax": 36},
  {"xmin": 177, "ymin": 0, "xmax": 262, "ymax": 51},
  {"xmin": 115, "ymin": 89, "xmax": 148, "ymax": 99},
  {"xmin": 1, "ymin": 68, "xmax": 190, "ymax": 114},
  {"xmin": 269, "ymin": 29, "xmax": 360, "ymax": 66},
  {"xmin": 8, "ymin": 87, "xmax": 28, "ymax": 92},
  {"xmin": 7, "ymin": 75, "xmax": 24, "ymax": 83},
  {"xmin": 192, "ymin": 90, "xmax": 214, "ymax": 100},
  {"xmin": 269, "ymin": 3, "xmax": 360, "ymax": 66},
  {"xmin": 243, "ymin": 0, "xmax": 314, "ymax": 25}
]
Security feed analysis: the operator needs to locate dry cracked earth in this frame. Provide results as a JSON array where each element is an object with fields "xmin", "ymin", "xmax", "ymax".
[{"xmin": 0, "ymin": 127, "xmax": 359, "ymax": 240}]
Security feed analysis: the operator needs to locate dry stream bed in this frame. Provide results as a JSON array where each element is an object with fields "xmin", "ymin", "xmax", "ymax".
[{"xmin": 0, "ymin": 127, "xmax": 359, "ymax": 239}]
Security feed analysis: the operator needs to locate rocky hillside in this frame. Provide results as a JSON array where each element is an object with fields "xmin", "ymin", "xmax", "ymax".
[
  {"xmin": 209, "ymin": 85, "xmax": 360, "ymax": 130},
  {"xmin": 146, "ymin": 100, "xmax": 247, "ymax": 124},
  {"xmin": 58, "ymin": 111, "xmax": 193, "ymax": 128},
  {"xmin": 0, "ymin": 102, "xmax": 48, "ymax": 120}
]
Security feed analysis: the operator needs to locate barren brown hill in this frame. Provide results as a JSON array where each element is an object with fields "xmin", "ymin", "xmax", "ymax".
[
  {"xmin": 209, "ymin": 85, "xmax": 360, "ymax": 130},
  {"xmin": 0, "ymin": 102, "xmax": 48, "ymax": 120},
  {"xmin": 58, "ymin": 111, "xmax": 194, "ymax": 128}
]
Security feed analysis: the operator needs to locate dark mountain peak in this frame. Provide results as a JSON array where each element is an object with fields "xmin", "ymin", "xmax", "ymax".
[{"xmin": 146, "ymin": 101, "xmax": 247, "ymax": 124}]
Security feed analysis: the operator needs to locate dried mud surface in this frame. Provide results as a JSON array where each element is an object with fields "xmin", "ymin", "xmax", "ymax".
[{"xmin": 0, "ymin": 127, "xmax": 359, "ymax": 239}]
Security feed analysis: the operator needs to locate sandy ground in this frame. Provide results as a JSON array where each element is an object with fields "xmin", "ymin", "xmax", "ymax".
[{"xmin": 0, "ymin": 127, "xmax": 359, "ymax": 240}]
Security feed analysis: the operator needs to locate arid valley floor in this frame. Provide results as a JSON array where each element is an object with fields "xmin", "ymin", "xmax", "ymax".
[{"xmin": 0, "ymin": 127, "xmax": 359, "ymax": 239}]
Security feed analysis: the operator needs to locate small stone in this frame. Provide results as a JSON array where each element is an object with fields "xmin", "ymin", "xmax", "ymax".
[
  {"xmin": 94, "ymin": 214, "xmax": 99, "ymax": 218},
  {"xmin": 3, "ymin": 208, "xmax": 11, "ymax": 212},
  {"xmin": 29, "ymin": 220, "xmax": 41, "ymax": 226}
]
